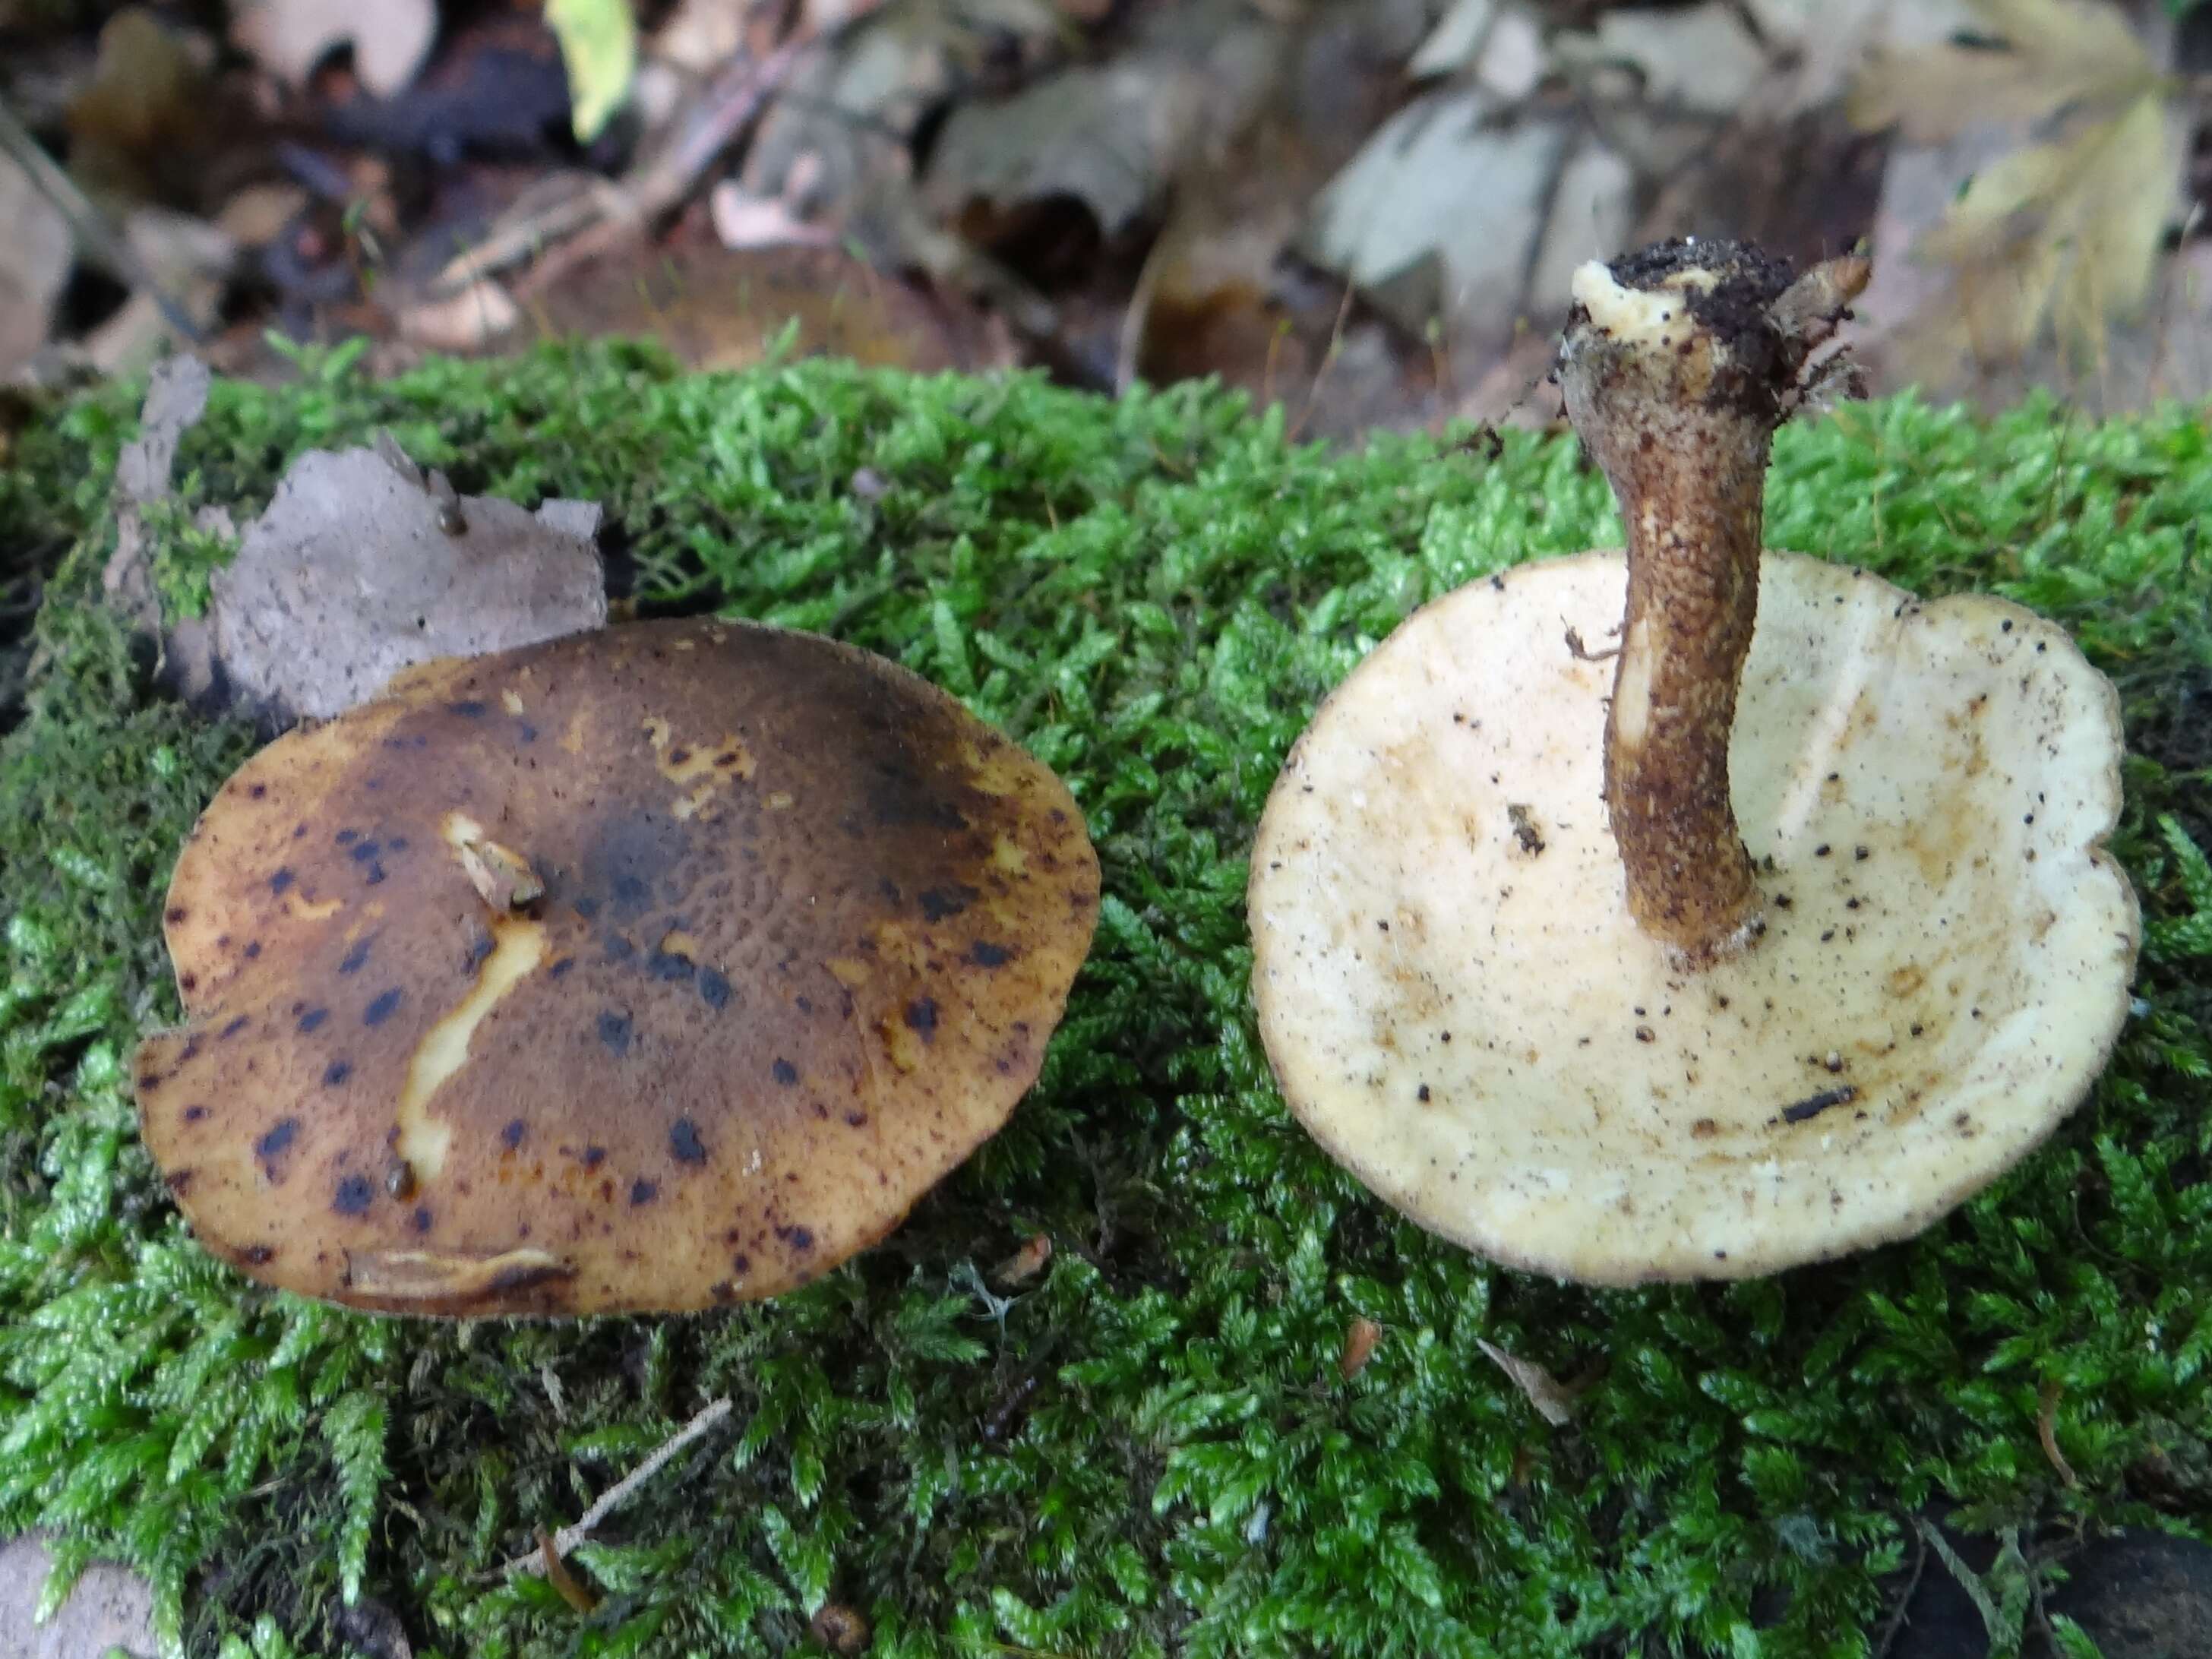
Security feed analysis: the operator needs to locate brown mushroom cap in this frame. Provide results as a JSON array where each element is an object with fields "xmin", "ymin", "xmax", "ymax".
[{"xmin": 133, "ymin": 617, "xmax": 1100, "ymax": 1316}]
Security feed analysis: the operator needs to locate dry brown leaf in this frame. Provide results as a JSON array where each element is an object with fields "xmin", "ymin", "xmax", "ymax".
[
  {"xmin": 991, "ymin": 1231, "xmax": 1053, "ymax": 1288},
  {"xmin": 1338, "ymin": 1316, "xmax": 1384, "ymax": 1380},
  {"xmin": 1475, "ymin": 1338, "xmax": 1577, "ymax": 1426},
  {"xmin": 1847, "ymin": 0, "xmax": 2154, "ymax": 144},
  {"xmin": 1908, "ymin": 90, "xmax": 2179, "ymax": 368},
  {"xmin": 1850, "ymin": 0, "xmax": 2180, "ymax": 369},
  {"xmin": 2038, "ymin": 1378, "xmax": 2079, "ymax": 1487},
  {"xmin": 230, "ymin": 0, "xmax": 438, "ymax": 98}
]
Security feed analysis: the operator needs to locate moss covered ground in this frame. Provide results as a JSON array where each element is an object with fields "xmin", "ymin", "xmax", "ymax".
[{"xmin": 0, "ymin": 340, "xmax": 2208, "ymax": 1658}]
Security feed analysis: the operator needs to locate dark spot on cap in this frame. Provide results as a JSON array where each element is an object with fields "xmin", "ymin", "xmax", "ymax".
[
  {"xmin": 165, "ymin": 1168, "xmax": 194, "ymax": 1193},
  {"xmin": 772, "ymin": 1059, "xmax": 800, "ymax": 1086},
  {"xmin": 332, "ymin": 1174, "xmax": 374, "ymax": 1215},
  {"xmin": 339, "ymin": 940, "xmax": 371, "ymax": 975},
  {"xmin": 669, "ymin": 1118, "xmax": 709, "ymax": 1164},
  {"xmin": 919, "ymin": 885, "xmax": 979, "ymax": 922},
  {"xmin": 363, "ymin": 863, "xmax": 387, "ymax": 886},
  {"xmin": 347, "ymin": 840, "xmax": 381, "ymax": 864},
  {"xmin": 572, "ymin": 895, "xmax": 601, "ymax": 920},
  {"xmin": 598, "ymin": 1011, "xmax": 634, "ymax": 1056},
  {"xmin": 519, "ymin": 723, "xmax": 538, "ymax": 743},
  {"xmin": 363, "ymin": 988, "xmax": 403, "ymax": 1026},
  {"xmin": 249, "ymin": 783, "xmax": 267, "ymax": 799},
  {"xmin": 580, "ymin": 1146, "xmax": 606, "ymax": 1168},
  {"xmin": 603, "ymin": 935, "xmax": 636, "ymax": 964},
  {"xmin": 411, "ymin": 1207, "xmax": 433, "ymax": 1233},
  {"xmin": 138, "ymin": 1072, "xmax": 162, "ymax": 1093},
  {"xmin": 647, "ymin": 950, "xmax": 697, "ymax": 984},
  {"xmin": 1417, "ymin": 1084, "xmax": 1431, "ymax": 1102},
  {"xmin": 242, "ymin": 1244, "xmax": 273, "ymax": 1265},
  {"xmin": 298, "ymin": 1006, "xmax": 329, "ymax": 1033},
  {"xmin": 731, "ymin": 1252, "xmax": 751, "ymax": 1273},
  {"xmin": 255, "ymin": 1118, "xmax": 300, "ymax": 1163},
  {"xmin": 449, "ymin": 700, "xmax": 489, "ymax": 718},
  {"xmin": 776, "ymin": 1224, "xmax": 815, "ymax": 1251},
  {"xmin": 244, "ymin": 940, "xmax": 262, "ymax": 959},
  {"xmin": 969, "ymin": 941, "xmax": 1013, "ymax": 968},
  {"xmin": 903, "ymin": 997, "xmax": 939, "ymax": 1038},
  {"xmin": 166, "ymin": 905, "xmax": 188, "ymax": 924},
  {"xmin": 269, "ymin": 868, "xmax": 295, "ymax": 894},
  {"xmin": 182, "ymin": 1104, "xmax": 207, "ymax": 1123},
  {"xmin": 336, "ymin": 830, "xmax": 358, "ymax": 845},
  {"xmin": 699, "ymin": 968, "xmax": 732, "ymax": 1010},
  {"xmin": 845, "ymin": 1110, "xmax": 868, "ymax": 1127},
  {"xmin": 323, "ymin": 1060, "xmax": 352, "ymax": 1087},
  {"xmin": 466, "ymin": 929, "xmax": 497, "ymax": 969},
  {"xmin": 220, "ymin": 1015, "xmax": 250, "ymax": 1040},
  {"xmin": 546, "ymin": 955, "xmax": 576, "ymax": 981},
  {"xmin": 630, "ymin": 1178, "xmax": 659, "ymax": 1205},
  {"xmin": 501, "ymin": 1119, "xmax": 526, "ymax": 1149}
]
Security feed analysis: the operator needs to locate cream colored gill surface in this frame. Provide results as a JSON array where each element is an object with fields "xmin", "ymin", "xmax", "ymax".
[{"xmin": 1248, "ymin": 551, "xmax": 2138, "ymax": 1285}]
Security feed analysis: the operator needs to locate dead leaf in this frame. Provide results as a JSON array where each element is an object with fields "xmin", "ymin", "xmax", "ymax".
[
  {"xmin": 2038, "ymin": 1378, "xmax": 2079, "ymax": 1487},
  {"xmin": 1475, "ymin": 1337, "xmax": 1578, "ymax": 1426},
  {"xmin": 1847, "ymin": 0, "xmax": 2153, "ymax": 145},
  {"xmin": 1554, "ymin": 2, "xmax": 1771, "ymax": 119},
  {"xmin": 1338, "ymin": 1316, "xmax": 1383, "ymax": 1380},
  {"xmin": 64, "ymin": 8, "xmax": 218, "ymax": 204},
  {"xmin": 81, "ymin": 210, "xmax": 236, "ymax": 378},
  {"xmin": 102, "ymin": 353, "xmax": 213, "ymax": 634},
  {"xmin": 924, "ymin": 1, "xmax": 1277, "ymax": 245},
  {"xmin": 0, "ymin": 153, "xmax": 73, "ymax": 381},
  {"xmin": 547, "ymin": 0, "xmax": 639, "ymax": 142},
  {"xmin": 397, "ymin": 278, "xmax": 524, "ymax": 351},
  {"xmin": 207, "ymin": 436, "xmax": 606, "ymax": 722},
  {"xmin": 710, "ymin": 181, "xmax": 836, "ymax": 248},
  {"xmin": 231, "ymin": 0, "xmax": 438, "ymax": 99},
  {"xmin": 991, "ymin": 1232, "xmax": 1052, "ymax": 1287},
  {"xmin": 0, "ymin": 1533, "xmax": 156, "ymax": 1659},
  {"xmin": 1409, "ymin": 0, "xmax": 1497, "ymax": 79},
  {"xmin": 525, "ymin": 242, "xmax": 992, "ymax": 373},
  {"xmin": 1913, "ymin": 93, "xmax": 2179, "ymax": 365},
  {"xmin": 1297, "ymin": 86, "xmax": 1569, "ymax": 356},
  {"xmin": 1844, "ymin": 0, "xmax": 2180, "ymax": 369}
]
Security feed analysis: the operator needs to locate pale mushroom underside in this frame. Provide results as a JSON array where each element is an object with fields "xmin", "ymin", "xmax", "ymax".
[{"xmin": 1249, "ymin": 551, "xmax": 2140, "ymax": 1285}]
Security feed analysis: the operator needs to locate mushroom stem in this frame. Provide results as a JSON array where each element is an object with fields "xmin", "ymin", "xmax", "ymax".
[{"xmin": 1556, "ymin": 239, "xmax": 1869, "ymax": 964}]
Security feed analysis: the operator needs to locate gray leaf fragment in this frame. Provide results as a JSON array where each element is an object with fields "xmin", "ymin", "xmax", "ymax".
[
  {"xmin": 211, "ymin": 444, "xmax": 606, "ymax": 722},
  {"xmin": 101, "ymin": 354, "xmax": 213, "ymax": 634},
  {"xmin": 0, "ymin": 1531, "xmax": 156, "ymax": 1659}
]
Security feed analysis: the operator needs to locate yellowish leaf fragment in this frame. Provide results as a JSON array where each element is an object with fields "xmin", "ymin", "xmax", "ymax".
[{"xmin": 545, "ymin": 0, "xmax": 637, "ymax": 144}]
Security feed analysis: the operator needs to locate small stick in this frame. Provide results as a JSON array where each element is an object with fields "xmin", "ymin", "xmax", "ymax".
[
  {"xmin": 430, "ymin": 34, "xmax": 814, "ymax": 300},
  {"xmin": 0, "ymin": 93, "xmax": 209, "ymax": 345},
  {"xmin": 502, "ymin": 1395, "xmax": 733, "ymax": 1575}
]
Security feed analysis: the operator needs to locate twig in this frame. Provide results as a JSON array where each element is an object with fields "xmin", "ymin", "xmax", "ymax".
[
  {"xmin": 431, "ymin": 34, "xmax": 815, "ymax": 299},
  {"xmin": 501, "ymin": 1396, "xmax": 733, "ymax": 1575},
  {"xmin": 0, "ymin": 93, "xmax": 208, "ymax": 345},
  {"xmin": 1870, "ymin": 1523, "xmax": 1929, "ymax": 1659}
]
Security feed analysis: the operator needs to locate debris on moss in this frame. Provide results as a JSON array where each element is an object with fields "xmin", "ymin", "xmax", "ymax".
[{"xmin": 1, "ymin": 339, "xmax": 2208, "ymax": 1657}]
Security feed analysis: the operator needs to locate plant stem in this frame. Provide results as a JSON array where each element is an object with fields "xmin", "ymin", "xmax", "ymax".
[{"xmin": 1555, "ymin": 239, "xmax": 1869, "ymax": 964}]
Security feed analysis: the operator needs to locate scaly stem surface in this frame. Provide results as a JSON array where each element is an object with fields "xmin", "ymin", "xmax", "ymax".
[{"xmin": 1556, "ymin": 239, "xmax": 1869, "ymax": 963}]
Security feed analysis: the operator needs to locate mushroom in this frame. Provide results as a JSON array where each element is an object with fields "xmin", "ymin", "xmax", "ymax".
[
  {"xmin": 133, "ymin": 617, "xmax": 1100, "ymax": 1316},
  {"xmin": 1247, "ymin": 237, "xmax": 2140, "ymax": 1285}
]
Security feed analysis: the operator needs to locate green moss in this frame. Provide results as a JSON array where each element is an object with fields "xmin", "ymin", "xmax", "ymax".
[{"xmin": 1, "ymin": 343, "xmax": 2207, "ymax": 1658}]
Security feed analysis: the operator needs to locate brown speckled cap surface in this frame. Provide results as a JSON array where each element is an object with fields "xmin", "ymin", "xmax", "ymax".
[{"xmin": 133, "ymin": 618, "xmax": 1101, "ymax": 1316}]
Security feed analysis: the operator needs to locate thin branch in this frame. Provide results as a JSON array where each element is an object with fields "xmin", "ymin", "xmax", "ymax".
[
  {"xmin": 501, "ymin": 1395, "xmax": 733, "ymax": 1575},
  {"xmin": 0, "ymin": 93, "xmax": 208, "ymax": 345}
]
